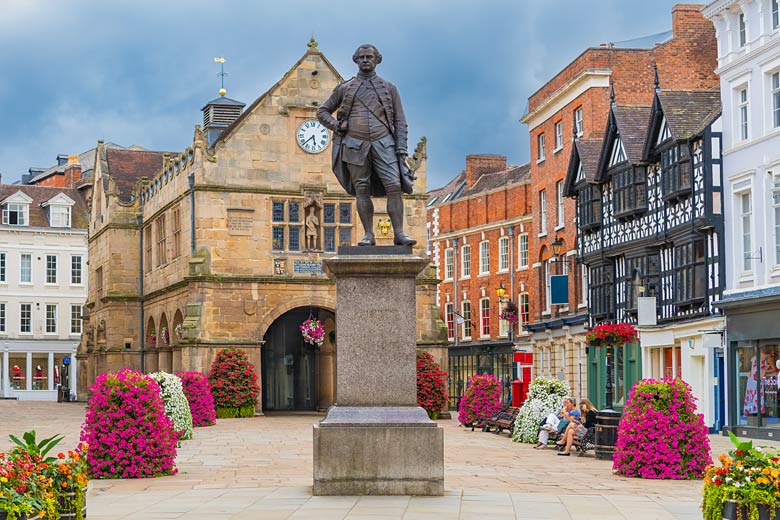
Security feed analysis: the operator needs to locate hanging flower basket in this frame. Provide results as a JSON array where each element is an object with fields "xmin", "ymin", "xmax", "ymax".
[
  {"xmin": 499, "ymin": 301, "xmax": 519, "ymax": 323},
  {"xmin": 299, "ymin": 318, "xmax": 325, "ymax": 347},
  {"xmin": 586, "ymin": 322, "xmax": 637, "ymax": 347}
]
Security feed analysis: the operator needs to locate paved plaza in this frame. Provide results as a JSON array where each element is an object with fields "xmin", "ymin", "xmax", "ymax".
[{"xmin": 0, "ymin": 401, "xmax": 748, "ymax": 519}]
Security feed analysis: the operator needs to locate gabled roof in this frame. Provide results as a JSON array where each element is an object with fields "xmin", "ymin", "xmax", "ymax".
[
  {"xmin": 212, "ymin": 42, "xmax": 344, "ymax": 147},
  {"xmin": 644, "ymin": 89, "xmax": 721, "ymax": 158},
  {"xmin": 564, "ymin": 138, "xmax": 602, "ymax": 196},
  {"xmin": 0, "ymin": 185, "xmax": 88, "ymax": 228},
  {"xmin": 595, "ymin": 105, "xmax": 652, "ymax": 181},
  {"xmin": 105, "ymin": 149, "xmax": 166, "ymax": 202},
  {"xmin": 1, "ymin": 190, "xmax": 34, "ymax": 204},
  {"xmin": 40, "ymin": 192, "xmax": 76, "ymax": 207}
]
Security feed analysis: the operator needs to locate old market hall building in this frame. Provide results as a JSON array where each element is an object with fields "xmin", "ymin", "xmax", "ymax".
[{"xmin": 78, "ymin": 39, "xmax": 445, "ymax": 411}]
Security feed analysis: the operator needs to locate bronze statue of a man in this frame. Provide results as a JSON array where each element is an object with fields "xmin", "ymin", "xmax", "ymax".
[{"xmin": 317, "ymin": 44, "xmax": 416, "ymax": 246}]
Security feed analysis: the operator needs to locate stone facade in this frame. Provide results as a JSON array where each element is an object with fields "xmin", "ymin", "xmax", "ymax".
[{"xmin": 78, "ymin": 41, "xmax": 446, "ymax": 409}]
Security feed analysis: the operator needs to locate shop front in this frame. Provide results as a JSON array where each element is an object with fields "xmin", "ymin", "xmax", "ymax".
[
  {"xmin": 719, "ymin": 290, "xmax": 780, "ymax": 440},
  {"xmin": 1, "ymin": 340, "xmax": 79, "ymax": 401}
]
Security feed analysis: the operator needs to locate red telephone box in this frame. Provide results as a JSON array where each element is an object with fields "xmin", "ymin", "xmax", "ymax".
[{"xmin": 512, "ymin": 351, "xmax": 534, "ymax": 405}]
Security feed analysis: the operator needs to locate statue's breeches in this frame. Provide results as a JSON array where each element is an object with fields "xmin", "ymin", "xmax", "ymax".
[{"xmin": 346, "ymin": 139, "xmax": 401, "ymax": 197}]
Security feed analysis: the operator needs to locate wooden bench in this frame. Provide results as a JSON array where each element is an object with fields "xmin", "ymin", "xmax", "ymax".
[
  {"xmin": 482, "ymin": 405, "xmax": 510, "ymax": 432},
  {"xmin": 494, "ymin": 406, "xmax": 521, "ymax": 435}
]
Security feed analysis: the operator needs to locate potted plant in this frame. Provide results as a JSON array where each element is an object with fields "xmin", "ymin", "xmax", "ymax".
[
  {"xmin": 416, "ymin": 352, "xmax": 448, "ymax": 419},
  {"xmin": 702, "ymin": 431, "xmax": 780, "ymax": 520},
  {"xmin": 52, "ymin": 444, "xmax": 89, "ymax": 520},
  {"xmin": 299, "ymin": 318, "xmax": 325, "ymax": 347},
  {"xmin": 499, "ymin": 301, "xmax": 519, "ymax": 323},
  {"xmin": 0, "ymin": 431, "xmax": 62, "ymax": 520}
]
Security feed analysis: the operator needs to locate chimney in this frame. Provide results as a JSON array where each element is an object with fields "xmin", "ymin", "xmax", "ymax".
[
  {"xmin": 64, "ymin": 155, "xmax": 82, "ymax": 188},
  {"xmin": 464, "ymin": 155, "xmax": 506, "ymax": 188},
  {"xmin": 201, "ymin": 93, "xmax": 246, "ymax": 147},
  {"xmin": 671, "ymin": 4, "xmax": 710, "ymax": 39}
]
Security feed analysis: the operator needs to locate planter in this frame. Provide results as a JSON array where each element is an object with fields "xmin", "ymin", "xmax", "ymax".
[
  {"xmin": 58, "ymin": 487, "xmax": 88, "ymax": 520},
  {"xmin": 723, "ymin": 500, "xmax": 780, "ymax": 520}
]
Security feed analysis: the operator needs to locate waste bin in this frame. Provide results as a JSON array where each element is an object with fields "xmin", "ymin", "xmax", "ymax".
[{"xmin": 594, "ymin": 409, "xmax": 622, "ymax": 460}]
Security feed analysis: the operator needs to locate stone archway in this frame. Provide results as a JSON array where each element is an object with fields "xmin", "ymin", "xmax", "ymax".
[
  {"xmin": 261, "ymin": 305, "xmax": 336, "ymax": 412},
  {"xmin": 146, "ymin": 316, "xmax": 158, "ymax": 373},
  {"xmin": 158, "ymin": 313, "xmax": 172, "ymax": 373},
  {"xmin": 171, "ymin": 309, "xmax": 185, "ymax": 373}
]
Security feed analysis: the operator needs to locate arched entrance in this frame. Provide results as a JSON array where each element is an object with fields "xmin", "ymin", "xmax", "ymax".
[{"xmin": 262, "ymin": 307, "xmax": 335, "ymax": 411}]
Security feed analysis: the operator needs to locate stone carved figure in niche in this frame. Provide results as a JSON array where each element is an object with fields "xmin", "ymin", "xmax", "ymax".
[
  {"xmin": 317, "ymin": 44, "xmax": 416, "ymax": 246},
  {"xmin": 304, "ymin": 193, "xmax": 322, "ymax": 250},
  {"xmin": 306, "ymin": 206, "xmax": 320, "ymax": 250}
]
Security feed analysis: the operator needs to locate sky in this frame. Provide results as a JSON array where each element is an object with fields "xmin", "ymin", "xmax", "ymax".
[{"xmin": 0, "ymin": 0, "xmax": 686, "ymax": 189}]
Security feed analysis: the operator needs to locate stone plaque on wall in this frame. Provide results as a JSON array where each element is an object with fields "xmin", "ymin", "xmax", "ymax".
[
  {"xmin": 274, "ymin": 259, "xmax": 286, "ymax": 275},
  {"xmin": 227, "ymin": 208, "xmax": 254, "ymax": 235}
]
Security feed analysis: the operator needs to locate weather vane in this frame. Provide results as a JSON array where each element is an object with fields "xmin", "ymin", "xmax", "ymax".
[{"xmin": 214, "ymin": 57, "xmax": 228, "ymax": 96}]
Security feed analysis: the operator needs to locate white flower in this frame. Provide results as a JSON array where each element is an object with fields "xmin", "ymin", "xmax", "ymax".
[
  {"xmin": 511, "ymin": 377, "xmax": 571, "ymax": 444},
  {"xmin": 150, "ymin": 371, "xmax": 194, "ymax": 440}
]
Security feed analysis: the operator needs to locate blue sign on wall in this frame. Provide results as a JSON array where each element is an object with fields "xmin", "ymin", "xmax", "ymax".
[
  {"xmin": 551, "ymin": 274, "xmax": 569, "ymax": 305},
  {"xmin": 293, "ymin": 261, "xmax": 323, "ymax": 274}
]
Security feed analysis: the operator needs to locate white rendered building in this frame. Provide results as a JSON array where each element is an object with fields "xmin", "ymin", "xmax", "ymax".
[
  {"xmin": 704, "ymin": 0, "xmax": 780, "ymax": 438},
  {"xmin": 0, "ymin": 184, "xmax": 88, "ymax": 400}
]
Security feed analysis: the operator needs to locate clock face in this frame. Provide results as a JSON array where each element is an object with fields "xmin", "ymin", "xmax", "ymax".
[{"xmin": 297, "ymin": 119, "xmax": 329, "ymax": 153}]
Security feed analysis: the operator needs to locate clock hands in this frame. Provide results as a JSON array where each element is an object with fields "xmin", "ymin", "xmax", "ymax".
[{"xmin": 303, "ymin": 135, "xmax": 316, "ymax": 147}]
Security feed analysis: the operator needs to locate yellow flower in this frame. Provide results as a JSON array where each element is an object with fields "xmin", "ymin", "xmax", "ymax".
[
  {"xmin": 0, "ymin": 477, "xmax": 7, "ymax": 483},
  {"xmin": 764, "ymin": 468, "xmax": 772, "ymax": 475}
]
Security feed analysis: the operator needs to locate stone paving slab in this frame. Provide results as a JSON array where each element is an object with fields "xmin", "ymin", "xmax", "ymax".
[{"xmin": 1, "ymin": 401, "xmax": 774, "ymax": 519}]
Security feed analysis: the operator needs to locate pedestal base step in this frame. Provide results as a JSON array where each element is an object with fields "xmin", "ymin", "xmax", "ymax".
[{"xmin": 313, "ymin": 406, "xmax": 444, "ymax": 496}]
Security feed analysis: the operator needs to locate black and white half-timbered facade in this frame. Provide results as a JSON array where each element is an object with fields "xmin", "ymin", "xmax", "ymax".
[{"xmin": 565, "ymin": 84, "xmax": 726, "ymax": 430}]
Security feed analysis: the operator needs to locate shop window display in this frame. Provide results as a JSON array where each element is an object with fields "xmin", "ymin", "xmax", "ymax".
[
  {"xmin": 32, "ymin": 353, "xmax": 49, "ymax": 390},
  {"xmin": 737, "ymin": 340, "xmax": 780, "ymax": 427},
  {"xmin": 9, "ymin": 354, "xmax": 26, "ymax": 390}
]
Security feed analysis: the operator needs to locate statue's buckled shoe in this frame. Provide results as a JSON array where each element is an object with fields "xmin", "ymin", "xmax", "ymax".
[
  {"xmin": 393, "ymin": 233, "xmax": 417, "ymax": 246},
  {"xmin": 357, "ymin": 235, "xmax": 376, "ymax": 246}
]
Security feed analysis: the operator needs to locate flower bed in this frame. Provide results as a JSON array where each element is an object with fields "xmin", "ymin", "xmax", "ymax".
[
  {"xmin": 512, "ymin": 377, "xmax": 571, "ymax": 444},
  {"xmin": 416, "ymin": 352, "xmax": 448, "ymax": 419},
  {"xmin": 457, "ymin": 374, "xmax": 502, "ymax": 428},
  {"xmin": 613, "ymin": 378, "xmax": 711, "ymax": 479},
  {"xmin": 80, "ymin": 369, "xmax": 178, "ymax": 478},
  {"xmin": 177, "ymin": 371, "xmax": 217, "ymax": 427},
  {"xmin": 150, "ymin": 372, "xmax": 194, "ymax": 440},
  {"xmin": 209, "ymin": 349, "xmax": 260, "ymax": 418}
]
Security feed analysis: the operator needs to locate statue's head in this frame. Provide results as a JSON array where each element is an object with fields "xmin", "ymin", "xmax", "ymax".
[{"xmin": 352, "ymin": 44, "xmax": 382, "ymax": 74}]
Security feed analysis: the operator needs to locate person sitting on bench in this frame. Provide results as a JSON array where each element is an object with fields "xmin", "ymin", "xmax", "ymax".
[
  {"xmin": 556, "ymin": 398, "xmax": 598, "ymax": 456},
  {"xmin": 534, "ymin": 397, "xmax": 580, "ymax": 448}
]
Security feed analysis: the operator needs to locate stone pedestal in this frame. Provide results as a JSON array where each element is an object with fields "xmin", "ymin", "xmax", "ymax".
[{"xmin": 313, "ymin": 247, "xmax": 444, "ymax": 496}]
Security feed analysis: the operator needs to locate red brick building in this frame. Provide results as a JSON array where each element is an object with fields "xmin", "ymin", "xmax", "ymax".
[
  {"xmin": 520, "ymin": 3, "xmax": 719, "ymax": 398},
  {"xmin": 427, "ymin": 155, "xmax": 531, "ymax": 407}
]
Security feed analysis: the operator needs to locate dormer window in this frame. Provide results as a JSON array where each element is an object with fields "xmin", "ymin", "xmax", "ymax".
[
  {"xmin": 50, "ymin": 206, "xmax": 71, "ymax": 228},
  {"xmin": 2, "ymin": 203, "xmax": 29, "ymax": 226},
  {"xmin": 40, "ymin": 193, "xmax": 76, "ymax": 229}
]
